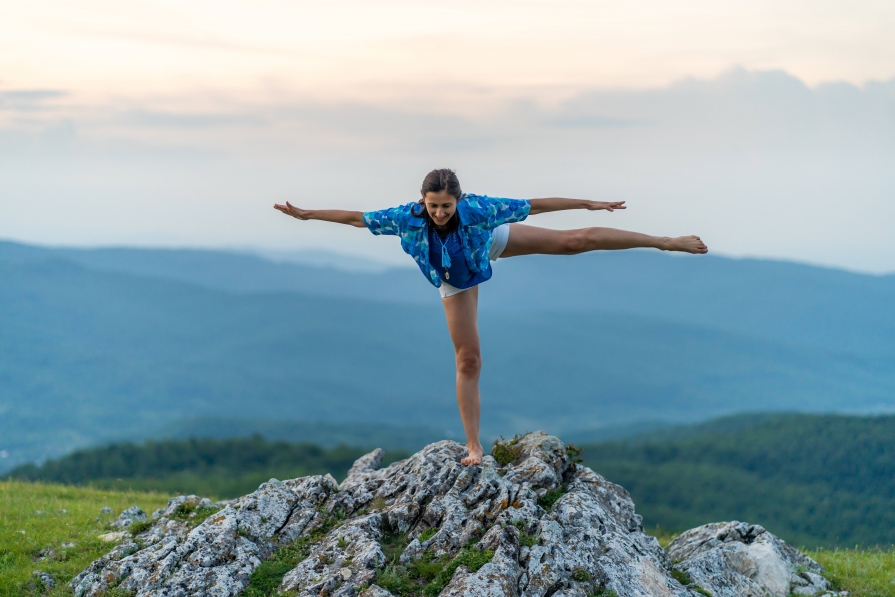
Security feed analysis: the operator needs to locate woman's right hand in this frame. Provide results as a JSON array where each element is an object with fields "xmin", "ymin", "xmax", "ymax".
[
  {"xmin": 272, "ymin": 204, "xmax": 366, "ymax": 227},
  {"xmin": 274, "ymin": 201, "xmax": 310, "ymax": 220}
]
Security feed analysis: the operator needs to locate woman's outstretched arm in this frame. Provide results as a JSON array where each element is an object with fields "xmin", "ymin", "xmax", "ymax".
[
  {"xmin": 274, "ymin": 201, "xmax": 366, "ymax": 227},
  {"xmin": 528, "ymin": 197, "xmax": 626, "ymax": 216}
]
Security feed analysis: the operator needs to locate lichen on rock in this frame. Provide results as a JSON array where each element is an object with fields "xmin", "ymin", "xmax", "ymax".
[
  {"xmin": 668, "ymin": 521, "xmax": 837, "ymax": 597},
  {"xmin": 72, "ymin": 432, "xmax": 835, "ymax": 597}
]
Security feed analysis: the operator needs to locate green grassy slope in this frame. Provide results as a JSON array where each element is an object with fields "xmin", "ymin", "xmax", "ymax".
[
  {"xmin": 0, "ymin": 481, "xmax": 170, "ymax": 597},
  {"xmin": 582, "ymin": 413, "xmax": 895, "ymax": 547}
]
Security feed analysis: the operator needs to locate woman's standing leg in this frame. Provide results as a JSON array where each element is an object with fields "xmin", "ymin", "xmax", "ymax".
[
  {"xmin": 441, "ymin": 285, "xmax": 484, "ymax": 466},
  {"xmin": 501, "ymin": 224, "xmax": 707, "ymax": 257}
]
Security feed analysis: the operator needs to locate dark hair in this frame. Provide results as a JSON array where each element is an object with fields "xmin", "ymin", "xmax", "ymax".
[
  {"xmin": 413, "ymin": 168, "xmax": 463, "ymax": 232},
  {"xmin": 421, "ymin": 168, "xmax": 462, "ymax": 199}
]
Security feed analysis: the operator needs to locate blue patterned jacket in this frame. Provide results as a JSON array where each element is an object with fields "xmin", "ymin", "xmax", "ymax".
[{"xmin": 363, "ymin": 194, "xmax": 531, "ymax": 287}]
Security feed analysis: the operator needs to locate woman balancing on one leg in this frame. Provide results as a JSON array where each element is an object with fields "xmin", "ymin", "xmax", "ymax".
[{"xmin": 274, "ymin": 169, "xmax": 708, "ymax": 466}]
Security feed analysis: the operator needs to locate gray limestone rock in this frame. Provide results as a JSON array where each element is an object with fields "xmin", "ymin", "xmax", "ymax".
[
  {"xmin": 359, "ymin": 585, "xmax": 395, "ymax": 597},
  {"xmin": 110, "ymin": 506, "xmax": 148, "ymax": 529},
  {"xmin": 33, "ymin": 570, "xmax": 55, "ymax": 588},
  {"xmin": 71, "ymin": 476, "xmax": 339, "ymax": 597},
  {"xmin": 73, "ymin": 433, "xmax": 832, "ymax": 597},
  {"xmin": 668, "ymin": 521, "xmax": 832, "ymax": 597},
  {"xmin": 440, "ymin": 525, "xmax": 522, "ymax": 596}
]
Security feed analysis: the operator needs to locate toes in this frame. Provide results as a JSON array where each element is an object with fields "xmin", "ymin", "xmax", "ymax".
[{"xmin": 460, "ymin": 454, "xmax": 483, "ymax": 466}]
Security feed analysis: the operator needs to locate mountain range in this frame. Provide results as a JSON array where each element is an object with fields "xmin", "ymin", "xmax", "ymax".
[{"xmin": 1, "ymin": 240, "xmax": 893, "ymax": 471}]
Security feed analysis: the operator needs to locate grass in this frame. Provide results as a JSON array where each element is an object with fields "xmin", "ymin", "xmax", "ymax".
[
  {"xmin": 646, "ymin": 526, "xmax": 679, "ymax": 548},
  {"xmin": 807, "ymin": 547, "xmax": 895, "ymax": 597},
  {"xmin": 417, "ymin": 528, "xmax": 438, "ymax": 543},
  {"xmin": 166, "ymin": 500, "xmax": 221, "ymax": 526},
  {"xmin": 509, "ymin": 520, "xmax": 539, "ymax": 547},
  {"xmin": 668, "ymin": 569, "xmax": 711, "ymax": 596},
  {"xmin": 537, "ymin": 483, "xmax": 569, "ymax": 511},
  {"xmin": 491, "ymin": 435, "xmax": 523, "ymax": 468},
  {"xmin": 0, "ymin": 480, "xmax": 170, "ymax": 597}
]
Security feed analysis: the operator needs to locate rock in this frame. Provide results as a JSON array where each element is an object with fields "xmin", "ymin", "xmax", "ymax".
[
  {"xmin": 33, "ymin": 570, "xmax": 55, "ymax": 588},
  {"xmin": 348, "ymin": 447, "xmax": 383, "ymax": 477},
  {"xmin": 280, "ymin": 511, "xmax": 385, "ymax": 595},
  {"xmin": 98, "ymin": 532, "xmax": 130, "ymax": 543},
  {"xmin": 110, "ymin": 505, "xmax": 148, "ymax": 529},
  {"xmin": 359, "ymin": 585, "xmax": 395, "ymax": 597},
  {"xmin": 71, "ymin": 476, "xmax": 338, "ymax": 597},
  {"xmin": 73, "ymin": 432, "xmax": 833, "ymax": 597},
  {"xmin": 100, "ymin": 506, "xmax": 113, "ymax": 515},
  {"xmin": 440, "ymin": 525, "xmax": 521, "ymax": 596},
  {"xmin": 668, "ymin": 521, "xmax": 831, "ymax": 597}
]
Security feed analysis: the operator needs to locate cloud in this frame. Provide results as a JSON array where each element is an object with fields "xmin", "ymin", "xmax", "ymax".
[
  {"xmin": 2, "ymin": 70, "xmax": 893, "ymax": 155},
  {"xmin": 1, "ymin": 69, "xmax": 893, "ymax": 273},
  {"xmin": 137, "ymin": 70, "xmax": 895, "ymax": 154},
  {"xmin": 120, "ymin": 110, "xmax": 267, "ymax": 129},
  {"xmin": 0, "ymin": 90, "xmax": 67, "ymax": 112}
]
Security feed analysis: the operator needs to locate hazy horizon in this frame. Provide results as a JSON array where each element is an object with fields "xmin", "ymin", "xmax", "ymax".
[
  {"xmin": 3, "ymin": 2, "xmax": 894, "ymax": 273},
  {"xmin": 3, "ymin": 236, "xmax": 895, "ymax": 278}
]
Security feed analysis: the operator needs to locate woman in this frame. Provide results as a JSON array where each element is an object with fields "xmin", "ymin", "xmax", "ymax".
[{"xmin": 274, "ymin": 169, "xmax": 707, "ymax": 466}]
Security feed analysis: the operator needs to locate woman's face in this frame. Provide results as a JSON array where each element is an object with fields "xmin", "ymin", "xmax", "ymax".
[{"xmin": 423, "ymin": 191, "xmax": 458, "ymax": 227}]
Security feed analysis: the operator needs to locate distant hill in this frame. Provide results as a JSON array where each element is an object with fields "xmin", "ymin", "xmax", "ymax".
[
  {"xmin": 581, "ymin": 412, "xmax": 895, "ymax": 548},
  {"xmin": 3, "ymin": 255, "xmax": 894, "ymax": 472},
  {"xmin": 3, "ymin": 240, "xmax": 894, "ymax": 358},
  {"xmin": 155, "ymin": 416, "xmax": 446, "ymax": 449},
  {"xmin": 3, "ymin": 240, "xmax": 895, "ymax": 471},
  {"xmin": 6, "ymin": 436, "xmax": 408, "ymax": 498}
]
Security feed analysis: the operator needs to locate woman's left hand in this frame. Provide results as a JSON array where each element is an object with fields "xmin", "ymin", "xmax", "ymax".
[{"xmin": 586, "ymin": 201, "xmax": 626, "ymax": 212}]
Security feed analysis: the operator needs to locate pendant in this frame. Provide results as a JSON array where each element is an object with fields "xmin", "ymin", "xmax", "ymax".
[{"xmin": 445, "ymin": 271, "xmax": 450, "ymax": 280}]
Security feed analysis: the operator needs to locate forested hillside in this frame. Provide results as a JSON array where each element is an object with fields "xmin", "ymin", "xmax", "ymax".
[
  {"xmin": 582, "ymin": 413, "xmax": 895, "ymax": 548},
  {"xmin": 8, "ymin": 437, "xmax": 408, "ymax": 498}
]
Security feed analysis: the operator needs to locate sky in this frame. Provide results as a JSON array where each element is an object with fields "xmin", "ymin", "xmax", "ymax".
[{"xmin": 2, "ymin": 0, "xmax": 894, "ymax": 272}]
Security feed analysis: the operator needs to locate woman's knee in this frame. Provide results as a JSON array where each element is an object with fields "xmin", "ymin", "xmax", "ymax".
[
  {"xmin": 560, "ymin": 230, "xmax": 591, "ymax": 254},
  {"xmin": 455, "ymin": 347, "xmax": 482, "ymax": 376}
]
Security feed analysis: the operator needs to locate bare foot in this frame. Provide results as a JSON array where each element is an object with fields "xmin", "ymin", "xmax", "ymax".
[
  {"xmin": 461, "ymin": 444, "xmax": 484, "ymax": 466},
  {"xmin": 664, "ymin": 235, "xmax": 708, "ymax": 254}
]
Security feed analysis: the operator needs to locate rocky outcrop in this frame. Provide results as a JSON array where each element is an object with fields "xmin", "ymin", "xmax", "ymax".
[
  {"xmin": 72, "ymin": 432, "xmax": 838, "ymax": 597},
  {"xmin": 668, "ymin": 522, "xmax": 842, "ymax": 597}
]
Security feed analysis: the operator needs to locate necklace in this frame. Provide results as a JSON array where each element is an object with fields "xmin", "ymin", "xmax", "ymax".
[{"xmin": 433, "ymin": 228, "xmax": 452, "ymax": 280}]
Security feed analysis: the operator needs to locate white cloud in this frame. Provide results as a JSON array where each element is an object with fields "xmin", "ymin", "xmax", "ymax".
[
  {"xmin": 1, "ymin": 69, "xmax": 893, "ymax": 273},
  {"xmin": 3, "ymin": 0, "xmax": 894, "ymax": 99}
]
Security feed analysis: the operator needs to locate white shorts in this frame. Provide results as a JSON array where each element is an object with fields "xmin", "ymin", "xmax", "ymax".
[{"xmin": 439, "ymin": 223, "xmax": 511, "ymax": 298}]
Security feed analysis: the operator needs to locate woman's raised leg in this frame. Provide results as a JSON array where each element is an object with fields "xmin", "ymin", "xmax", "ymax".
[
  {"xmin": 501, "ymin": 223, "xmax": 707, "ymax": 257},
  {"xmin": 441, "ymin": 285, "xmax": 485, "ymax": 466}
]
